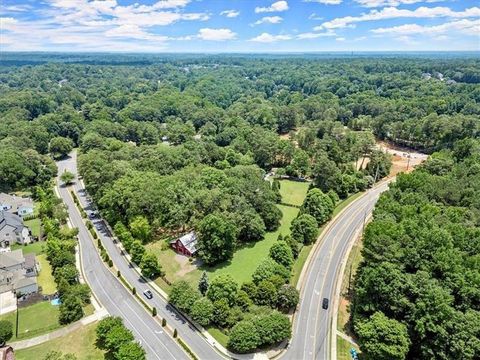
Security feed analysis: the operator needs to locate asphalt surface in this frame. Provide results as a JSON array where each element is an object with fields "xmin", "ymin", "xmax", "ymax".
[
  {"xmin": 283, "ymin": 182, "xmax": 390, "ymax": 360},
  {"xmin": 59, "ymin": 150, "xmax": 389, "ymax": 360},
  {"xmin": 57, "ymin": 152, "xmax": 224, "ymax": 360}
]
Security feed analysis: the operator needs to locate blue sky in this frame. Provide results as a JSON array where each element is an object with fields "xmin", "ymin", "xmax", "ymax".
[{"xmin": 1, "ymin": 0, "xmax": 479, "ymax": 52}]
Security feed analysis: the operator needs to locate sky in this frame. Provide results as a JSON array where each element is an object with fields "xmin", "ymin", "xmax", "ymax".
[{"xmin": 0, "ymin": 0, "xmax": 479, "ymax": 52}]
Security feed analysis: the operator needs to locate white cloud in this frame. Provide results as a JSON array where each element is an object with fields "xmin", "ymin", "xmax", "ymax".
[
  {"xmin": 315, "ymin": 6, "xmax": 480, "ymax": 30},
  {"xmin": 250, "ymin": 32, "xmax": 292, "ymax": 42},
  {"xmin": 253, "ymin": 16, "xmax": 283, "ymax": 25},
  {"xmin": 220, "ymin": 9, "xmax": 240, "ymax": 18},
  {"xmin": 304, "ymin": 0, "xmax": 342, "ymax": 5},
  {"xmin": 309, "ymin": 13, "xmax": 323, "ymax": 20},
  {"xmin": 371, "ymin": 19, "xmax": 480, "ymax": 36},
  {"xmin": 296, "ymin": 31, "xmax": 337, "ymax": 39},
  {"xmin": 197, "ymin": 28, "xmax": 237, "ymax": 41},
  {"xmin": 336, "ymin": 37, "xmax": 346, "ymax": 41},
  {"xmin": 255, "ymin": 1, "xmax": 289, "ymax": 13},
  {"xmin": 354, "ymin": 0, "xmax": 443, "ymax": 8}
]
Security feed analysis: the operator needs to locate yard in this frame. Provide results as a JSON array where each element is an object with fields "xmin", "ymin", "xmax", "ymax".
[
  {"xmin": 37, "ymin": 254, "xmax": 57, "ymax": 295},
  {"xmin": 11, "ymin": 241, "xmax": 45, "ymax": 255},
  {"xmin": 24, "ymin": 218, "xmax": 42, "ymax": 238},
  {"xmin": 15, "ymin": 322, "xmax": 104, "ymax": 360},
  {"xmin": 0, "ymin": 301, "xmax": 60, "ymax": 340},
  {"xmin": 277, "ymin": 179, "xmax": 310, "ymax": 207}
]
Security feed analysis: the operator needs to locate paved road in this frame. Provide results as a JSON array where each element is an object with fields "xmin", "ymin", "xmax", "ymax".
[
  {"xmin": 57, "ymin": 154, "xmax": 189, "ymax": 360},
  {"xmin": 58, "ymin": 152, "xmax": 225, "ymax": 360},
  {"xmin": 283, "ymin": 182, "xmax": 390, "ymax": 360}
]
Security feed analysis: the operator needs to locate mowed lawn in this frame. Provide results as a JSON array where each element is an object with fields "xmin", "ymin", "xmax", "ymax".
[
  {"xmin": 202, "ymin": 204, "xmax": 299, "ymax": 284},
  {"xmin": 278, "ymin": 179, "xmax": 310, "ymax": 207},
  {"xmin": 11, "ymin": 241, "xmax": 45, "ymax": 255},
  {"xmin": 0, "ymin": 301, "xmax": 60, "ymax": 340},
  {"xmin": 24, "ymin": 218, "xmax": 42, "ymax": 238},
  {"xmin": 37, "ymin": 254, "xmax": 57, "ymax": 295},
  {"xmin": 15, "ymin": 322, "xmax": 104, "ymax": 360}
]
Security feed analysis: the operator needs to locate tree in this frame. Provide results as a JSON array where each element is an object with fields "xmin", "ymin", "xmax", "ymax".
[
  {"xmin": 290, "ymin": 214, "xmax": 318, "ymax": 244},
  {"xmin": 269, "ymin": 241, "xmax": 294, "ymax": 269},
  {"xmin": 140, "ymin": 252, "xmax": 163, "ymax": 279},
  {"xmin": 259, "ymin": 202, "xmax": 282, "ymax": 231},
  {"xmin": 237, "ymin": 209, "xmax": 266, "ymax": 242},
  {"xmin": 198, "ymin": 271, "xmax": 209, "ymax": 296},
  {"xmin": 59, "ymin": 295, "xmax": 84, "ymax": 324},
  {"xmin": 291, "ymin": 149, "xmax": 310, "ymax": 177},
  {"xmin": 191, "ymin": 298, "xmax": 214, "ymax": 326},
  {"xmin": 252, "ymin": 258, "xmax": 290, "ymax": 285},
  {"xmin": 60, "ymin": 171, "xmax": 75, "ymax": 185},
  {"xmin": 169, "ymin": 281, "xmax": 200, "ymax": 313},
  {"xmin": 0, "ymin": 320, "xmax": 13, "ymax": 346},
  {"xmin": 228, "ymin": 320, "xmax": 260, "ymax": 353},
  {"xmin": 197, "ymin": 213, "xmax": 238, "ymax": 265},
  {"xmin": 300, "ymin": 188, "xmax": 334, "ymax": 225},
  {"xmin": 236, "ymin": 290, "xmax": 253, "ymax": 311},
  {"xmin": 255, "ymin": 280, "xmax": 277, "ymax": 307},
  {"xmin": 365, "ymin": 150, "xmax": 392, "ymax": 181},
  {"xmin": 130, "ymin": 240, "xmax": 145, "ymax": 265},
  {"xmin": 49, "ymin": 136, "xmax": 74, "ymax": 159},
  {"xmin": 254, "ymin": 311, "xmax": 292, "ymax": 346},
  {"xmin": 105, "ymin": 324, "xmax": 134, "ymax": 353},
  {"xmin": 206, "ymin": 274, "xmax": 238, "ymax": 306},
  {"xmin": 43, "ymin": 351, "xmax": 77, "ymax": 360},
  {"xmin": 96, "ymin": 317, "xmax": 124, "ymax": 348},
  {"xmin": 283, "ymin": 234, "xmax": 300, "ymax": 258},
  {"xmin": 129, "ymin": 216, "xmax": 152, "ymax": 243},
  {"xmin": 212, "ymin": 299, "xmax": 230, "ymax": 327},
  {"xmin": 116, "ymin": 342, "xmax": 146, "ymax": 360},
  {"xmin": 355, "ymin": 312, "xmax": 410, "ymax": 360},
  {"xmin": 276, "ymin": 285, "xmax": 299, "ymax": 312}
]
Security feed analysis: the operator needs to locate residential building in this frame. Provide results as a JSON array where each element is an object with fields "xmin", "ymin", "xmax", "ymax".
[
  {"xmin": 170, "ymin": 231, "xmax": 198, "ymax": 257},
  {"xmin": 0, "ymin": 249, "xmax": 39, "ymax": 296},
  {"xmin": 0, "ymin": 211, "xmax": 31, "ymax": 248},
  {"xmin": 0, "ymin": 193, "xmax": 34, "ymax": 218}
]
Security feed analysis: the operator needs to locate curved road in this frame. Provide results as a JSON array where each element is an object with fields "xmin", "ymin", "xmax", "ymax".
[
  {"xmin": 57, "ymin": 153, "xmax": 223, "ymax": 360},
  {"xmin": 59, "ymin": 150, "xmax": 389, "ymax": 360},
  {"xmin": 284, "ymin": 182, "xmax": 390, "ymax": 360}
]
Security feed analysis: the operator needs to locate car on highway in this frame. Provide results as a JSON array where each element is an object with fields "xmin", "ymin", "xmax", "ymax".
[
  {"xmin": 322, "ymin": 298, "xmax": 329, "ymax": 309},
  {"xmin": 143, "ymin": 290, "xmax": 153, "ymax": 299}
]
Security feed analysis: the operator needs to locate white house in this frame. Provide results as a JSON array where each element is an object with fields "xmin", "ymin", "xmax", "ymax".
[
  {"xmin": 0, "ymin": 193, "xmax": 34, "ymax": 217},
  {"xmin": 0, "ymin": 211, "xmax": 31, "ymax": 248}
]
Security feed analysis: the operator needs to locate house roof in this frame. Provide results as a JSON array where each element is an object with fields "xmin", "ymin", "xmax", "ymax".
[
  {"xmin": 24, "ymin": 253, "xmax": 37, "ymax": 269},
  {"xmin": 171, "ymin": 231, "xmax": 198, "ymax": 254},
  {"xmin": 0, "ymin": 249, "xmax": 25, "ymax": 269},
  {"xmin": 0, "ymin": 211, "xmax": 25, "ymax": 232},
  {"xmin": 0, "ymin": 193, "xmax": 33, "ymax": 213},
  {"xmin": 15, "ymin": 276, "xmax": 37, "ymax": 290}
]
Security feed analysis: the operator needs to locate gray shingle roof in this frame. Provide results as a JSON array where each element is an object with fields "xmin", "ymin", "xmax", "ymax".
[{"xmin": 0, "ymin": 211, "xmax": 24, "ymax": 232}]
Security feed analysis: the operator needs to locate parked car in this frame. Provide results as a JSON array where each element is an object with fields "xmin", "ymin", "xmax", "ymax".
[
  {"xmin": 322, "ymin": 298, "xmax": 329, "ymax": 309},
  {"xmin": 143, "ymin": 290, "xmax": 153, "ymax": 299}
]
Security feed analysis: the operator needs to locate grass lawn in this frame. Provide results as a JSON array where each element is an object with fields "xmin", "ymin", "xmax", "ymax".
[
  {"xmin": 206, "ymin": 326, "xmax": 229, "ymax": 348},
  {"xmin": 37, "ymin": 254, "xmax": 57, "ymax": 295},
  {"xmin": 24, "ymin": 218, "xmax": 42, "ymax": 238},
  {"xmin": 337, "ymin": 336, "xmax": 360, "ymax": 360},
  {"xmin": 0, "ymin": 301, "xmax": 60, "ymax": 340},
  {"xmin": 11, "ymin": 241, "xmax": 45, "ymax": 255},
  {"xmin": 15, "ymin": 322, "xmax": 104, "ymax": 360},
  {"xmin": 278, "ymin": 180, "xmax": 310, "ymax": 207}
]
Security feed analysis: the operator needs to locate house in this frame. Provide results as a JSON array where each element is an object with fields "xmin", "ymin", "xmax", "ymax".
[
  {"xmin": 0, "ymin": 193, "xmax": 34, "ymax": 217},
  {"xmin": 170, "ymin": 231, "xmax": 198, "ymax": 257},
  {"xmin": 0, "ymin": 346, "xmax": 14, "ymax": 360},
  {"xmin": 0, "ymin": 211, "xmax": 31, "ymax": 248},
  {"xmin": 0, "ymin": 249, "xmax": 39, "ymax": 295}
]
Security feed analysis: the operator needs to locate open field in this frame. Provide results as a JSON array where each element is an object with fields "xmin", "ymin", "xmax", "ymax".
[
  {"xmin": 15, "ymin": 322, "xmax": 104, "ymax": 360},
  {"xmin": 278, "ymin": 179, "xmax": 310, "ymax": 207},
  {"xmin": 337, "ymin": 336, "xmax": 360, "ymax": 360}
]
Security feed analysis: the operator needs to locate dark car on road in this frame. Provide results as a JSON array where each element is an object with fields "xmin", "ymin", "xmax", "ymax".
[
  {"xmin": 143, "ymin": 290, "xmax": 153, "ymax": 299},
  {"xmin": 322, "ymin": 298, "xmax": 329, "ymax": 309}
]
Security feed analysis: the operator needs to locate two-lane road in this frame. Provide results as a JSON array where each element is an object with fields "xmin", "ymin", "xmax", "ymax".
[
  {"xmin": 284, "ymin": 182, "xmax": 390, "ymax": 360},
  {"xmin": 59, "ymin": 151, "xmax": 226, "ymax": 360},
  {"xmin": 57, "ymin": 155, "xmax": 189, "ymax": 360}
]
